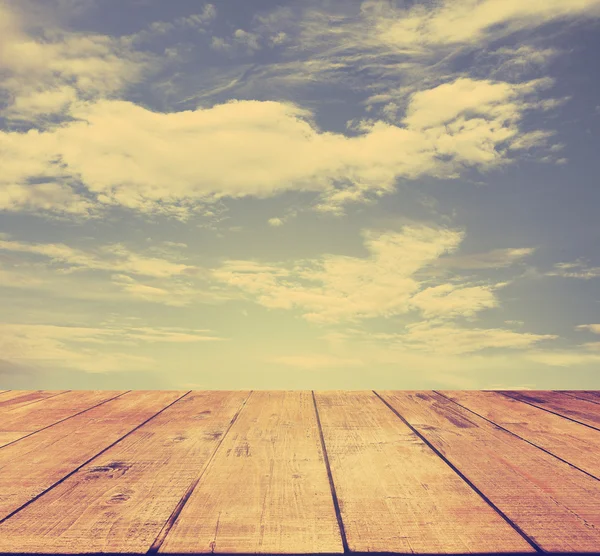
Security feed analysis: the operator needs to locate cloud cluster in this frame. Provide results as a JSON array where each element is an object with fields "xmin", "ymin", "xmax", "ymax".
[
  {"xmin": 213, "ymin": 224, "xmax": 524, "ymax": 325},
  {"xmin": 1, "ymin": 75, "xmax": 557, "ymax": 218},
  {"xmin": 0, "ymin": 322, "xmax": 225, "ymax": 373},
  {"xmin": 0, "ymin": 1, "xmax": 154, "ymax": 122},
  {"xmin": 1, "ymin": 0, "xmax": 587, "ymax": 220}
]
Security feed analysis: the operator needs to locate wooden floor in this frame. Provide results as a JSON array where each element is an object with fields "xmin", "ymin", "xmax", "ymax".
[{"xmin": 0, "ymin": 390, "xmax": 599, "ymax": 555}]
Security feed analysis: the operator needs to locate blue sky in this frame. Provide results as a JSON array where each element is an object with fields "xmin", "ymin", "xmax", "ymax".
[{"xmin": 1, "ymin": 0, "xmax": 599, "ymax": 390}]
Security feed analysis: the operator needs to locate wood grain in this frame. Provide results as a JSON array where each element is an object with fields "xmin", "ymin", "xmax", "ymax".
[
  {"xmin": 0, "ymin": 389, "xmax": 599, "ymax": 555},
  {"xmin": 0, "ymin": 391, "xmax": 249, "ymax": 554},
  {"xmin": 379, "ymin": 390, "xmax": 600, "ymax": 553},
  {"xmin": 501, "ymin": 390, "xmax": 600, "ymax": 429},
  {"xmin": 0, "ymin": 390, "xmax": 68, "ymax": 410},
  {"xmin": 442, "ymin": 390, "xmax": 600, "ymax": 478},
  {"xmin": 159, "ymin": 391, "xmax": 345, "ymax": 555},
  {"xmin": 0, "ymin": 432, "xmax": 27, "ymax": 448},
  {"xmin": 314, "ymin": 390, "xmax": 533, "ymax": 554},
  {"xmin": 0, "ymin": 390, "xmax": 124, "ymax": 447},
  {"xmin": 0, "ymin": 390, "xmax": 185, "ymax": 521},
  {"xmin": 560, "ymin": 390, "xmax": 600, "ymax": 404}
]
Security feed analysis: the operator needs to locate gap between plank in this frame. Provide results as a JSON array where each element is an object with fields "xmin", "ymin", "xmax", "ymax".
[
  {"xmin": 0, "ymin": 390, "xmax": 70, "ymax": 412},
  {"xmin": 0, "ymin": 391, "xmax": 131, "ymax": 450},
  {"xmin": 559, "ymin": 391, "xmax": 600, "ymax": 406},
  {"xmin": 499, "ymin": 391, "xmax": 600, "ymax": 432},
  {"xmin": 311, "ymin": 391, "xmax": 350, "ymax": 554},
  {"xmin": 372, "ymin": 391, "xmax": 543, "ymax": 554},
  {"xmin": 147, "ymin": 390, "xmax": 254, "ymax": 555},
  {"xmin": 434, "ymin": 391, "xmax": 600, "ymax": 483},
  {"xmin": 0, "ymin": 390, "xmax": 192, "ymax": 527}
]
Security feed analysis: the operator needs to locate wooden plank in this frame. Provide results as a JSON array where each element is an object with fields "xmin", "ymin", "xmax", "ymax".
[
  {"xmin": 311, "ymin": 391, "xmax": 533, "ymax": 554},
  {"xmin": 159, "ymin": 391, "xmax": 345, "ymax": 555},
  {"xmin": 379, "ymin": 390, "xmax": 600, "ymax": 553},
  {"xmin": 0, "ymin": 432, "xmax": 27, "ymax": 448},
  {"xmin": 0, "ymin": 390, "xmax": 68, "ymax": 410},
  {"xmin": 0, "ymin": 390, "xmax": 185, "ymax": 521},
  {"xmin": 560, "ymin": 390, "xmax": 600, "ymax": 404},
  {"xmin": 0, "ymin": 391, "xmax": 250, "ymax": 555},
  {"xmin": 501, "ymin": 390, "xmax": 600, "ymax": 430},
  {"xmin": 0, "ymin": 390, "xmax": 124, "ymax": 444},
  {"xmin": 442, "ymin": 390, "xmax": 600, "ymax": 479}
]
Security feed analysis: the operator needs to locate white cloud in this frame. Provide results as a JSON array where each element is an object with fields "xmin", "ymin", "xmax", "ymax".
[
  {"xmin": 0, "ymin": 236, "xmax": 234, "ymax": 307},
  {"xmin": 238, "ymin": 0, "xmax": 595, "ymax": 115},
  {"xmin": 487, "ymin": 45, "xmax": 560, "ymax": 80},
  {"xmin": 0, "ymin": 1, "xmax": 154, "ymax": 121},
  {"xmin": 233, "ymin": 29, "xmax": 261, "ymax": 52},
  {"xmin": 3, "ymin": 85, "xmax": 79, "ymax": 119},
  {"xmin": 212, "ymin": 224, "xmax": 522, "ymax": 324},
  {"xmin": 320, "ymin": 322, "xmax": 554, "ymax": 357},
  {"xmin": 0, "ymin": 237, "xmax": 194, "ymax": 278},
  {"xmin": 125, "ymin": 4, "xmax": 217, "ymax": 46},
  {"xmin": 1, "ymin": 76, "xmax": 557, "ymax": 218},
  {"xmin": 367, "ymin": 0, "xmax": 600, "ymax": 50},
  {"xmin": 0, "ymin": 322, "xmax": 225, "ymax": 373},
  {"xmin": 431, "ymin": 247, "xmax": 535, "ymax": 271},
  {"xmin": 396, "ymin": 321, "xmax": 557, "ymax": 355},
  {"xmin": 408, "ymin": 283, "xmax": 503, "ymax": 319},
  {"xmin": 576, "ymin": 324, "xmax": 600, "ymax": 334},
  {"xmin": 546, "ymin": 259, "xmax": 600, "ymax": 279}
]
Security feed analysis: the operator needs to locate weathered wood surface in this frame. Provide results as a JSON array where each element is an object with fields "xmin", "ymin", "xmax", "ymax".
[
  {"xmin": 442, "ymin": 390, "xmax": 600, "ymax": 478},
  {"xmin": 0, "ymin": 391, "xmax": 248, "ymax": 554},
  {"xmin": 0, "ymin": 390, "xmax": 184, "ymax": 521},
  {"xmin": 379, "ymin": 391, "xmax": 600, "ymax": 553},
  {"xmin": 159, "ymin": 391, "xmax": 344, "ymax": 555},
  {"xmin": 0, "ymin": 390, "xmax": 69, "ymax": 410},
  {"xmin": 0, "ymin": 390, "xmax": 124, "ymax": 448},
  {"xmin": 501, "ymin": 390, "xmax": 600, "ymax": 430},
  {"xmin": 0, "ymin": 389, "xmax": 598, "ymax": 555},
  {"xmin": 560, "ymin": 390, "xmax": 600, "ymax": 404},
  {"xmin": 316, "ymin": 391, "xmax": 535, "ymax": 554}
]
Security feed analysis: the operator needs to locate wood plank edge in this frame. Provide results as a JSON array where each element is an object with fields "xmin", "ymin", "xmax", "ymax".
[
  {"xmin": 0, "ymin": 551, "xmax": 556, "ymax": 556},
  {"xmin": 0, "ymin": 391, "xmax": 131, "ymax": 450},
  {"xmin": 150, "ymin": 391, "xmax": 254, "ymax": 554},
  {"xmin": 432, "ymin": 391, "xmax": 600, "ymax": 484},
  {"xmin": 557, "ymin": 391, "xmax": 600, "ymax": 406},
  {"xmin": 311, "ymin": 391, "xmax": 350, "ymax": 554},
  {"xmin": 373, "ymin": 391, "xmax": 542, "ymax": 553},
  {"xmin": 0, "ymin": 391, "xmax": 192, "ymax": 527},
  {"xmin": 499, "ymin": 391, "xmax": 600, "ymax": 433}
]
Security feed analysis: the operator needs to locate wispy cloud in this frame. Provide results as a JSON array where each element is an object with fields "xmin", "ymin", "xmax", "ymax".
[
  {"xmin": 431, "ymin": 247, "xmax": 536, "ymax": 271},
  {"xmin": 213, "ymin": 223, "xmax": 525, "ymax": 324},
  {"xmin": 365, "ymin": 0, "xmax": 600, "ymax": 50},
  {"xmin": 0, "ymin": 236, "xmax": 231, "ymax": 307},
  {"xmin": 546, "ymin": 259, "xmax": 600, "ymax": 279},
  {"xmin": 0, "ymin": 322, "xmax": 225, "ymax": 373}
]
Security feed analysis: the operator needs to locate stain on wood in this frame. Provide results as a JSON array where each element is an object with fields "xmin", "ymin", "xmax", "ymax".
[
  {"xmin": 379, "ymin": 390, "xmax": 600, "ymax": 553},
  {"xmin": 0, "ymin": 389, "xmax": 597, "ymax": 555}
]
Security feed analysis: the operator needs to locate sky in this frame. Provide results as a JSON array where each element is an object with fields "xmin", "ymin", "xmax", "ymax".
[{"xmin": 0, "ymin": 0, "xmax": 599, "ymax": 391}]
